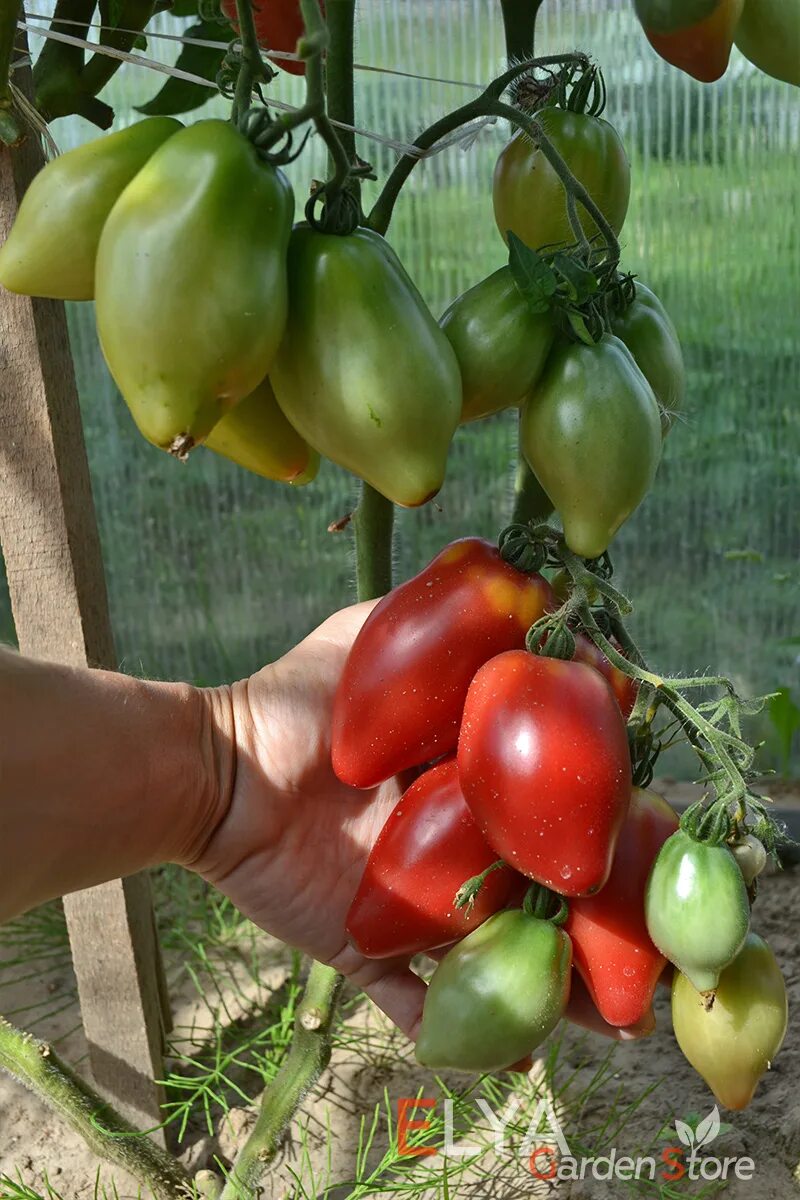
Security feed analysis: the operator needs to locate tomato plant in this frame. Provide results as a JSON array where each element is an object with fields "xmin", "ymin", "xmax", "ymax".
[
  {"xmin": 346, "ymin": 758, "xmax": 516, "ymax": 959},
  {"xmin": 332, "ymin": 538, "xmax": 553, "ymax": 788},
  {"xmin": 458, "ymin": 649, "xmax": 632, "ymax": 895}
]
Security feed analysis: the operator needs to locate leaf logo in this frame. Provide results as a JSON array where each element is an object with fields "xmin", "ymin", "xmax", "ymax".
[
  {"xmin": 675, "ymin": 1119, "xmax": 695, "ymax": 1148},
  {"xmin": 695, "ymin": 1106, "xmax": 721, "ymax": 1148}
]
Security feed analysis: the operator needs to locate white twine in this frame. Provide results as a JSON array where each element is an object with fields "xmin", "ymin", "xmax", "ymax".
[{"xmin": 17, "ymin": 17, "xmax": 497, "ymax": 160}]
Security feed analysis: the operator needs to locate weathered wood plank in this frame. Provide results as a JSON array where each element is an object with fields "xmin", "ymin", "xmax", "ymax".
[{"xmin": 0, "ymin": 59, "xmax": 170, "ymax": 1139}]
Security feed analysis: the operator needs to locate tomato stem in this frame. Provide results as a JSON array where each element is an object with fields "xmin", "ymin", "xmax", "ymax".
[
  {"xmin": 502, "ymin": 522, "xmax": 778, "ymax": 837},
  {"xmin": 365, "ymin": 53, "xmax": 588, "ymax": 237},
  {"xmin": 220, "ymin": 963, "xmax": 344, "ymax": 1200},
  {"xmin": 231, "ymin": 0, "xmax": 270, "ymax": 124},
  {"xmin": 0, "ymin": 1015, "xmax": 191, "ymax": 1198},
  {"xmin": 499, "ymin": 0, "xmax": 545, "ymax": 63}
]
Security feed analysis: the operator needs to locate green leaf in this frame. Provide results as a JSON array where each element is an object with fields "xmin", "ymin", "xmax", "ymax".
[
  {"xmin": 169, "ymin": 0, "xmax": 200, "ymax": 13},
  {"xmin": 135, "ymin": 19, "xmax": 232, "ymax": 116},
  {"xmin": 767, "ymin": 686, "xmax": 800, "ymax": 775},
  {"xmin": 565, "ymin": 308, "xmax": 596, "ymax": 345},
  {"xmin": 552, "ymin": 251, "xmax": 600, "ymax": 304},
  {"xmin": 132, "ymin": 33, "xmax": 147, "ymax": 51},
  {"xmin": 507, "ymin": 231, "xmax": 556, "ymax": 314}
]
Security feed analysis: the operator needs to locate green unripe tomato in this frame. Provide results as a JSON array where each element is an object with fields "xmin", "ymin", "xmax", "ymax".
[
  {"xmin": 672, "ymin": 933, "xmax": 787, "ymax": 1110},
  {"xmin": 645, "ymin": 828, "xmax": 750, "ymax": 994},
  {"xmin": 493, "ymin": 108, "xmax": 631, "ymax": 252},
  {"xmin": 0, "ymin": 118, "xmax": 181, "ymax": 301},
  {"xmin": 440, "ymin": 267, "xmax": 554, "ymax": 423},
  {"xmin": 730, "ymin": 833, "xmax": 768, "ymax": 887},
  {"xmin": 271, "ymin": 226, "xmax": 461, "ymax": 508},
  {"xmin": 416, "ymin": 908, "xmax": 572, "ymax": 1073},
  {"xmin": 95, "ymin": 120, "xmax": 294, "ymax": 454},
  {"xmin": 203, "ymin": 378, "xmax": 318, "ymax": 485},
  {"xmin": 734, "ymin": 0, "xmax": 800, "ymax": 86},
  {"xmin": 520, "ymin": 334, "xmax": 663, "ymax": 559},
  {"xmin": 611, "ymin": 281, "xmax": 686, "ymax": 435}
]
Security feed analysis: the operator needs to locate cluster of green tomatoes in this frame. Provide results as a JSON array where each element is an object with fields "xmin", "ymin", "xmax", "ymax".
[{"xmin": 1, "ymin": 96, "xmax": 685, "ymax": 560}]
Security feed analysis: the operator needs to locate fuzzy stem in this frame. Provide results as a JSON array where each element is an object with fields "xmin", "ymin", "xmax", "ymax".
[
  {"xmin": 220, "ymin": 964, "xmax": 343, "ymax": 1200},
  {"xmin": 0, "ymin": 1016, "xmax": 191, "ymax": 1199}
]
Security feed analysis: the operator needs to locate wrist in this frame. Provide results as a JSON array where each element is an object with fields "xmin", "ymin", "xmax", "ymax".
[{"xmin": 169, "ymin": 681, "xmax": 238, "ymax": 869}]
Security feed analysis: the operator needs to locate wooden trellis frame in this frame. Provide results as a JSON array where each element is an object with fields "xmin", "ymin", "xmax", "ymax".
[{"xmin": 0, "ymin": 60, "xmax": 169, "ymax": 1142}]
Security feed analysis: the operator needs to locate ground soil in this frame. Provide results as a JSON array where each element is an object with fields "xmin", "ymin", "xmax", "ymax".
[{"xmin": 1, "ymin": 781, "xmax": 799, "ymax": 1200}]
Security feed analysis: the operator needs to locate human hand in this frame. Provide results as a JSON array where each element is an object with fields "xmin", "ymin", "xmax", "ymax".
[{"xmin": 190, "ymin": 602, "xmax": 428, "ymax": 1038}]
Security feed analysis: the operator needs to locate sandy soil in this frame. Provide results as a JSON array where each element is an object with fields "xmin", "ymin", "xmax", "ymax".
[{"xmin": 1, "ymin": 781, "xmax": 799, "ymax": 1199}]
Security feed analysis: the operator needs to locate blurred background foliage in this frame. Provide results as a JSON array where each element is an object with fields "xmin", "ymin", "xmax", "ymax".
[{"xmin": 2, "ymin": 0, "xmax": 799, "ymax": 773}]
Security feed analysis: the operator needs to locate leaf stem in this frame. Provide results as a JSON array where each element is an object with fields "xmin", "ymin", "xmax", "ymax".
[{"xmin": 0, "ymin": 1016, "xmax": 192, "ymax": 1199}]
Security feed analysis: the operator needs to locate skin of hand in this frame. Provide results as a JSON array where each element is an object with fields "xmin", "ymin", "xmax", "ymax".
[{"xmin": 190, "ymin": 601, "xmax": 430, "ymax": 1040}]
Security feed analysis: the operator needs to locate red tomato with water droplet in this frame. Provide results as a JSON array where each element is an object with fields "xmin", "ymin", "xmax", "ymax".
[
  {"xmin": 565, "ymin": 788, "xmax": 678, "ymax": 1027},
  {"xmin": 458, "ymin": 650, "xmax": 632, "ymax": 896},
  {"xmin": 346, "ymin": 757, "xmax": 516, "ymax": 959},
  {"xmin": 332, "ymin": 538, "xmax": 554, "ymax": 788}
]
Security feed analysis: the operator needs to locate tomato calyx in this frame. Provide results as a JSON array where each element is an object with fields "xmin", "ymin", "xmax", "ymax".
[
  {"xmin": 680, "ymin": 799, "xmax": 733, "ymax": 847},
  {"xmin": 454, "ymin": 858, "xmax": 508, "ymax": 916},
  {"xmin": 522, "ymin": 883, "xmax": 569, "ymax": 927}
]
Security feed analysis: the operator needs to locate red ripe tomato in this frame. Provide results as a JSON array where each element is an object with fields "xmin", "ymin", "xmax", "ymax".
[
  {"xmin": 572, "ymin": 632, "xmax": 639, "ymax": 720},
  {"xmin": 565, "ymin": 788, "xmax": 678, "ymax": 1027},
  {"xmin": 345, "ymin": 758, "xmax": 516, "ymax": 959},
  {"xmin": 220, "ymin": 0, "xmax": 324, "ymax": 75},
  {"xmin": 458, "ymin": 650, "xmax": 632, "ymax": 896},
  {"xmin": 331, "ymin": 538, "xmax": 554, "ymax": 789}
]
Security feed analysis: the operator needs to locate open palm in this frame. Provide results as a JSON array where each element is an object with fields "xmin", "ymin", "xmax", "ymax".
[{"xmin": 191, "ymin": 602, "xmax": 428, "ymax": 1037}]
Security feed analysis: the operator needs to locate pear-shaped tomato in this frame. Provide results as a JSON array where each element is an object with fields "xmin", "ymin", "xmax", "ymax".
[
  {"xmin": 271, "ymin": 226, "xmax": 461, "ymax": 507},
  {"xmin": 645, "ymin": 828, "xmax": 750, "ymax": 994},
  {"xmin": 203, "ymin": 378, "xmax": 317, "ymax": 484},
  {"xmin": 458, "ymin": 651, "xmax": 632, "ymax": 896},
  {"xmin": 612, "ymin": 281, "xmax": 685, "ymax": 435},
  {"xmin": 566, "ymin": 789, "xmax": 678, "ymax": 1027},
  {"xmin": 735, "ymin": 0, "xmax": 800, "ymax": 86},
  {"xmin": 0, "ymin": 118, "xmax": 181, "ymax": 301},
  {"xmin": 672, "ymin": 934, "xmax": 787, "ymax": 1109},
  {"xmin": 95, "ymin": 120, "xmax": 294, "ymax": 456},
  {"xmin": 346, "ymin": 758, "xmax": 515, "ymax": 959},
  {"xmin": 416, "ymin": 906, "xmax": 572, "ymax": 1072},
  {"xmin": 332, "ymin": 538, "xmax": 554, "ymax": 788},
  {"xmin": 493, "ymin": 108, "xmax": 630, "ymax": 252},
  {"xmin": 634, "ymin": 0, "xmax": 744, "ymax": 83},
  {"xmin": 520, "ymin": 335, "xmax": 663, "ymax": 559},
  {"xmin": 440, "ymin": 267, "xmax": 554, "ymax": 422}
]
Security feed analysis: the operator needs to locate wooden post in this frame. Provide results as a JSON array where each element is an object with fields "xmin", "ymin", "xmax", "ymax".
[{"xmin": 0, "ymin": 59, "xmax": 170, "ymax": 1141}]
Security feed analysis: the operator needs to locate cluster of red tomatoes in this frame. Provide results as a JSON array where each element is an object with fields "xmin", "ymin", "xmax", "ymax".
[{"xmin": 332, "ymin": 537, "xmax": 787, "ymax": 1109}]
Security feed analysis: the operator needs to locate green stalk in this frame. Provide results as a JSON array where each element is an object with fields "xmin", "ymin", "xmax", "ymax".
[
  {"xmin": 325, "ymin": 0, "xmax": 357, "ymax": 184},
  {"xmin": 219, "ymin": 964, "xmax": 343, "ymax": 1200},
  {"xmin": 499, "ymin": 0, "xmax": 544, "ymax": 62},
  {"xmin": 31, "ymin": 0, "xmax": 114, "ymax": 128},
  {"xmin": 232, "ymin": 0, "xmax": 268, "ymax": 124},
  {"xmin": 353, "ymin": 483, "xmax": 394, "ymax": 599},
  {"xmin": 0, "ymin": 0, "xmax": 22, "ymax": 144},
  {"xmin": 0, "ymin": 1016, "xmax": 191, "ymax": 1199}
]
